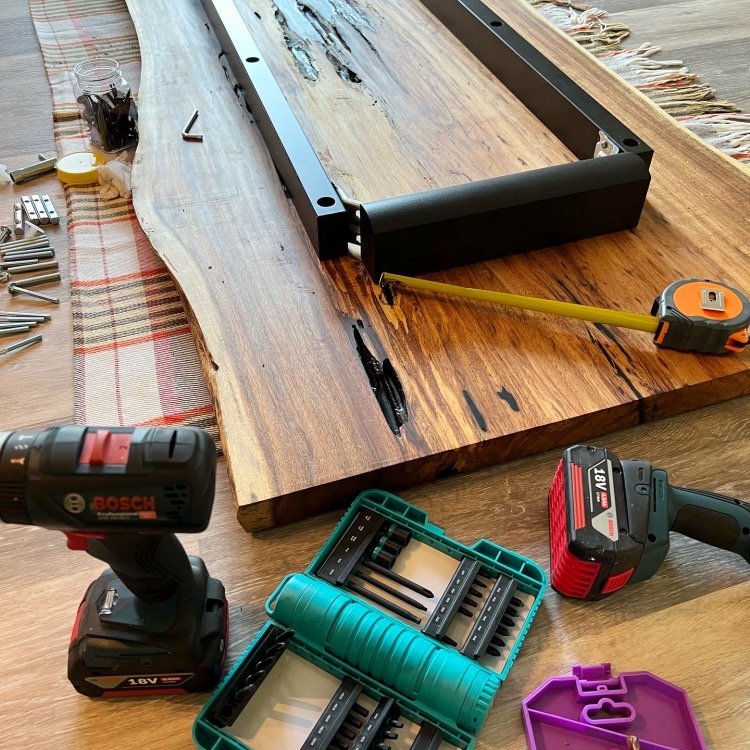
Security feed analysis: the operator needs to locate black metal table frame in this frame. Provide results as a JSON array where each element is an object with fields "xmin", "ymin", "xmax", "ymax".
[{"xmin": 201, "ymin": 0, "xmax": 653, "ymax": 278}]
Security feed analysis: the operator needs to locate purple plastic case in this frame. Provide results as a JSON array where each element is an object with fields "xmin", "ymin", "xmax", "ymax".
[{"xmin": 522, "ymin": 663, "xmax": 707, "ymax": 749}]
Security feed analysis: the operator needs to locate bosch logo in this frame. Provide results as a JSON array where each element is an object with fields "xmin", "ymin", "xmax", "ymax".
[
  {"xmin": 92, "ymin": 496, "xmax": 157, "ymax": 512},
  {"xmin": 63, "ymin": 493, "xmax": 86, "ymax": 514}
]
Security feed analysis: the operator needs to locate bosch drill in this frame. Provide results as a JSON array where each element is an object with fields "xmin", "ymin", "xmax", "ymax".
[{"xmin": 0, "ymin": 425, "xmax": 227, "ymax": 697}]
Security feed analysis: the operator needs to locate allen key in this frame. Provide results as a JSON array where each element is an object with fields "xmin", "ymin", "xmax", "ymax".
[{"xmin": 182, "ymin": 109, "xmax": 204, "ymax": 141}]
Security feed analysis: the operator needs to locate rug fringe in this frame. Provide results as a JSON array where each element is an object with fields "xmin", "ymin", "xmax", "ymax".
[{"xmin": 531, "ymin": 1, "xmax": 749, "ymax": 163}]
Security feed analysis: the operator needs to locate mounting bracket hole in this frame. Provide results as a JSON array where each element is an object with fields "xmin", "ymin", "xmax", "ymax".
[
  {"xmin": 647, "ymin": 533, "xmax": 657, "ymax": 543},
  {"xmin": 317, "ymin": 196, "xmax": 336, "ymax": 207},
  {"xmin": 623, "ymin": 137, "xmax": 639, "ymax": 147},
  {"xmin": 490, "ymin": 20, "xmax": 502, "ymax": 27},
  {"xmin": 246, "ymin": 56, "xmax": 260, "ymax": 63}
]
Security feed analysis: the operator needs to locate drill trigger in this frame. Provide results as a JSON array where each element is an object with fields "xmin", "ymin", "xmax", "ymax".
[{"xmin": 64, "ymin": 531, "xmax": 107, "ymax": 551}]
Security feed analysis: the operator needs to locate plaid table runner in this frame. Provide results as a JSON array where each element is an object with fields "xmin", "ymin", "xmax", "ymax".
[
  {"xmin": 27, "ymin": 0, "xmax": 748, "ymax": 441},
  {"xmin": 29, "ymin": 0, "xmax": 219, "ymax": 443}
]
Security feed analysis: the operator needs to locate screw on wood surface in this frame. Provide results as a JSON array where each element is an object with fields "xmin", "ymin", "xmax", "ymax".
[
  {"xmin": 181, "ymin": 109, "xmax": 204, "ymax": 141},
  {"xmin": 7, "ymin": 284, "xmax": 60, "ymax": 304}
]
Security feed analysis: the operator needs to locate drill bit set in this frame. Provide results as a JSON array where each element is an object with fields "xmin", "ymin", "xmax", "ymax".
[{"xmin": 194, "ymin": 491, "xmax": 546, "ymax": 750}]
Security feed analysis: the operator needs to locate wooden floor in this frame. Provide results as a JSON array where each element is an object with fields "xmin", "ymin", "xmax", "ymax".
[
  {"xmin": 0, "ymin": 1, "xmax": 748, "ymax": 749},
  {"xmin": 597, "ymin": 0, "xmax": 750, "ymax": 112}
]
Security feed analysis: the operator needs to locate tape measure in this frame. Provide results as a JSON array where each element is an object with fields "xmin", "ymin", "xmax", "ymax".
[
  {"xmin": 380, "ymin": 275, "xmax": 750, "ymax": 355},
  {"xmin": 652, "ymin": 279, "xmax": 749, "ymax": 353}
]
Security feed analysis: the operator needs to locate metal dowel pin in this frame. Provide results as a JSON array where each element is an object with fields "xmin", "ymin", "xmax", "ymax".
[
  {"xmin": 7, "ymin": 284, "xmax": 60, "ymax": 304},
  {"xmin": 0, "ymin": 333, "xmax": 42, "ymax": 355},
  {"xmin": 9, "ymin": 261, "xmax": 59, "ymax": 276},
  {"xmin": 182, "ymin": 109, "xmax": 204, "ymax": 141},
  {"xmin": 2, "ymin": 251, "xmax": 56, "ymax": 261},
  {"xmin": 0, "ymin": 237, "xmax": 51, "ymax": 253},
  {"xmin": 12, "ymin": 272, "xmax": 61, "ymax": 288},
  {"xmin": 0, "ymin": 325, "xmax": 33, "ymax": 336},
  {"xmin": 0, "ymin": 311, "xmax": 50, "ymax": 320}
]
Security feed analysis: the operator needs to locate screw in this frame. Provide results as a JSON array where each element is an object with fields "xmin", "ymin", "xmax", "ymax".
[
  {"xmin": 7, "ymin": 284, "xmax": 60, "ymax": 304},
  {"xmin": 0, "ymin": 333, "xmax": 42, "ymax": 355}
]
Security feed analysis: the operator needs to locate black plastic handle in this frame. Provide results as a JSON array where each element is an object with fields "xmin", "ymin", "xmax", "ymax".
[
  {"xmin": 84, "ymin": 533, "xmax": 195, "ymax": 603},
  {"xmin": 668, "ymin": 483, "xmax": 750, "ymax": 563}
]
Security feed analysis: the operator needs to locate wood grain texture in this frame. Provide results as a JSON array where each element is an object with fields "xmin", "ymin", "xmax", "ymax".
[
  {"xmin": 126, "ymin": 0, "xmax": 750, "ymax": 530},
  {"xmin": 0, "ymin": 0, "xmax": 73, "ymax": 431}
]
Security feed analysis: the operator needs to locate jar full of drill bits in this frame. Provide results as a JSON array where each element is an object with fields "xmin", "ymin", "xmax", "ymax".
[{"xmin": 73, "ymin": 58, "xmax": 138, "ymax": 152}]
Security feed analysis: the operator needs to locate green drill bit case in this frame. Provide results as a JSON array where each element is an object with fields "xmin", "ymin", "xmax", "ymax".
[{"xmin": 193, "ymin": 490, "xmax": 546, "ymax": 750}]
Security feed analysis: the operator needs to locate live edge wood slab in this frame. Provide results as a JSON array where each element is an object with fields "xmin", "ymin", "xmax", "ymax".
[{"xmin": 127, "ymin": 0, "xmax": 750, "ymax": 531}]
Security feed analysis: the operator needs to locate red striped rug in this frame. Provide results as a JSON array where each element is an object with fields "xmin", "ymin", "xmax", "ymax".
[{"xmin": 29, "ymin": 0, "xmax": 219, "ymax": 442}]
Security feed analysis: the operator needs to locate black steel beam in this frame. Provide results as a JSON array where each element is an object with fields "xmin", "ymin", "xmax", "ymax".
[
  {"xmin": 201, "ymin": 0, "xmax": 653, "ymax": 278},
  {"xmin": 359, "ymin": 153, "xmax": 651, "ymax": 278},
  {"xmin": 199, "ymin": 0, "xmax": 348, "ymax": 258},
  {"xmin": 419, "ymin": 0, "xmax": 653, "ymax": 164}
]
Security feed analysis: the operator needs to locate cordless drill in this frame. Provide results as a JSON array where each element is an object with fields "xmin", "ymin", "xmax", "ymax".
[
  {"xmin": 0, "ymin": 425, "xmax": 227, "ymax": 697},
  {"xmin": 549, "ymin": 444, "xmax": 750, "ymax": 600}
]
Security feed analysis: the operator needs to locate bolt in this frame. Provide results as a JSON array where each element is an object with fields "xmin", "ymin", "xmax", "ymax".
[{"xmin": 7, "ymin": 284, "xmax": 59, "ymax": 304}]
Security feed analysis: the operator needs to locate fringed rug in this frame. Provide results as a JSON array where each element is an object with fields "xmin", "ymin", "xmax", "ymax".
[
  {"xmin": 27, "ymin": 0, "xmax": 749, "ymax": 439},
  {"xmin": 531, "ymin": 1, "xmax": 750, "ymax": 163}
]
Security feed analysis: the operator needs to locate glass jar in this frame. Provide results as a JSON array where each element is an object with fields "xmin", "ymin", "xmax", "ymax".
[{"xmin": 73, "ymin": 58, "xmax": 138, "ymax": 152}]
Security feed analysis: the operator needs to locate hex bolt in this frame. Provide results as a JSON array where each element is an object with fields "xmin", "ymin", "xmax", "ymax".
[{"xmin": 7, "ymin": 284, "xmax": 60, "ymax": 304}]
